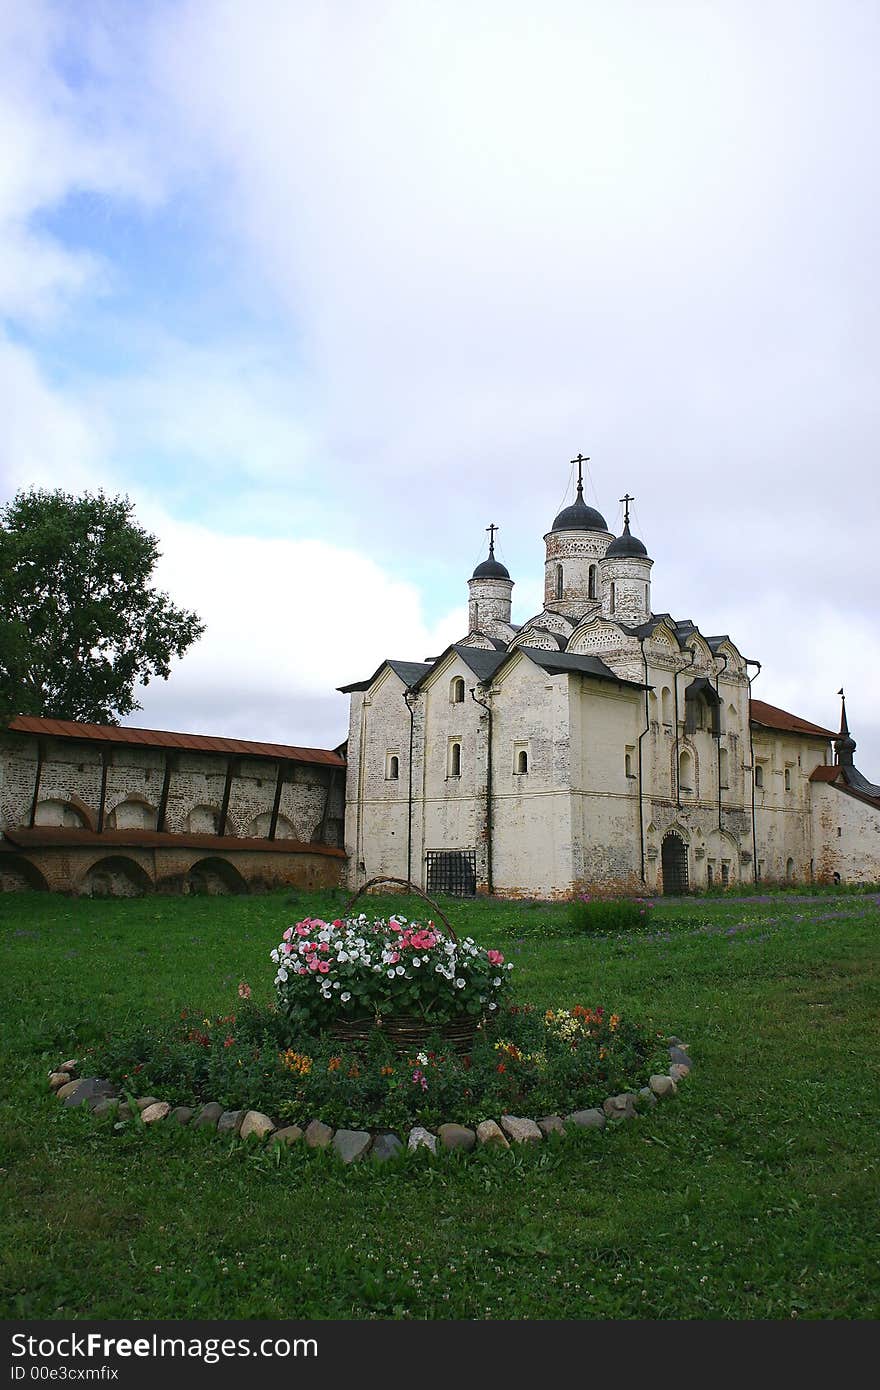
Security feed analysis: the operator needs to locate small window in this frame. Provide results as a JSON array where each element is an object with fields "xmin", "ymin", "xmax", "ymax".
[
  {"xmin": 610, "ymin": 581, "xmax": 616, "ymax": 614},
  {"xmin": 784, "ymin": 767, "xmax": 792, "ymax": 791},
  {"xmin": 448, "ymin": 741, "xmax": 462, "ymax": 778},
  {"xmin": 515, "ymin": 749, "xmax": 529, "ymax": 775},
  {"xmin": 837, "ymin": 826, "xmax": 842, "ymax": 838},
  {"xmin": 385, "ymin": 753, "xmax": 399, "ymax": 781},
  {"xmin": 625, "ymin": 746, "xmax": 635, "ymax": 779},
  {"xmin": 721, "ymin": 861, "xmax": 730, "ymax": 886},
  {"xmin": 707, "ymin": 862, "xmax": 714, "ymax": 887},
  {"xmin": 588, "ymin": 565, "xmax": 597, "ymax": 600},
  {"xmin": 719, "ymin": 747, "xmax": 729, "ymax": 788},
  {"xmin": 786, "ymin": 857, "xmax": 795, "ymax": 881},
  {"xmin": 450, "ymin": 676, "xmax": 465, "ymax": 704},
  {"xmin": 555, "ymin": 564, "xmax": 563, "ymax": 600},
  {"xmin": 754, "ymin": 764, "xmax": 764, "ymax": 789},
  {"xmin": 679, "ymin": 748, "xmax": 693, "ymax": 794}
]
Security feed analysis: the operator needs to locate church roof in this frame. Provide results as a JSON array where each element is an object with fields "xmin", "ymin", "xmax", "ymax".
[
  {"xmin": 749, "ymin": 700, "xmax": 835, "ymax": 739},
  {"xmin": 514, "ymin": 647, "xmax": 648, "ymax": 690},
  {"xmin": 471, "ymin": 555, "xmax": 511, "ymax": 580},
  {"xmin": 810, "ymin": 763, "xmax": 880, "ymax": 807},
  {"xmin": 606, "ymin": 521, "xmax": 648, "ymax": 558},
  {"xmin": 337, "ymin": 660, "xmax": 432, "ymax": 694}
]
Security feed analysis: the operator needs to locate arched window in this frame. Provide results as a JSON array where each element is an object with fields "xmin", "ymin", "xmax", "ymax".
[
  {"xmin": 450, "ymin": 676, "xmax": 465, "ymax": 704},
  {"xmin": 516, "ymin": 749, "xmax": 528, "ymax": 775},
  {"xmin": 448, "ymin": 741, "xmax": 461, "ymax": 777},
  {"xmin": 386, "ymin": 753, "xmax": 399, "ymax": 780},
  {"xmin": 784, "ymin": 767, "xmax": 792, "ymax": 791},
  {"xmin": 679, "ymin": 748, "xmax": 693, "ymax": 794},
  {"xmin": 555, "ymin": 564, "xmax": 563, "ymax": 600},
  {"xmin": 624, "ymin": 750, "xmax": 633, "ymax": 778},
  {"xmin": 786, "ymin": 857, "xmax": 795, "ymax": 881},
  {"xmin": 754, "ymin": 763, "xmax": 764, "ymax": 789},
  {"xmin": 661, "ymin": 687, "xmax": 673, "ymax": 724},
  {"xmin": 588, "ymin": 565, "xmax": 597, "ymax": 600}
]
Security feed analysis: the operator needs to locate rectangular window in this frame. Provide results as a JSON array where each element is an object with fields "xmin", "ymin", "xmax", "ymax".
[
  {"xmin": 721, "ymin": 861, "xmax": 730, "ymax": 886},
  {"xmin": 447, "ymin": 739, "xmax": 462, "ymax": 778},
  {"xmin": 625, "ymin": 745, "xmax": 636, "ymax": 779}
]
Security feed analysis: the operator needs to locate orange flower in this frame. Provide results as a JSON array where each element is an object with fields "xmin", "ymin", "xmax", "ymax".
[
  {"xmin": 327, "ymin": 1057, "xmax": 341, "ymax": 1072},
  {"xmin": 609, "ymin": 1014, "xmax": 620, "ymax": 1031},
  {"xmin": 381, "ymin": 1066, "xmax": 395, "ymax": 1076}
]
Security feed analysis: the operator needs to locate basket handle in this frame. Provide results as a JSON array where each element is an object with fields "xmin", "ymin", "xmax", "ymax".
[{"xmin": 341, "ymin": 876, "xmax": 458, "ymax": 944}]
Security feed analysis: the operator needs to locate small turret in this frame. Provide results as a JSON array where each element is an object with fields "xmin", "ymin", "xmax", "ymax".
[
  {"xmin": 601, "ymin": 493, "xmax": 653, "ymax": 624},
  {"xmin": 468, "ymin": 523, "xmax": 513, "ymax": 633},
  {"xmin": 835, "ymin": 689, "xmax": 857, "ymax": 767},
  {"xmin": 543, "ymin": 454, "xmax": 613, "ymax": 615}
]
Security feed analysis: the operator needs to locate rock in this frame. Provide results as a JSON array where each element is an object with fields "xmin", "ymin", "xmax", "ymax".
[
  {"xmin": 48, "ymin": 1072, "xmax": 69, "ymax": 1091},
  {"xmin": 603, "ymin": 1093, "xmax": 638, "ymax": 1121},
  {"xmin": 217, "ymin": 1109, "xmax": 245, "ymax": 1136},
  {"xmin": 476, "ymin": 1120, "xmax": 510, "ymax": 1149},
  {"xmin": 271, "ymin": 1125, "xmax": 304, "ymax": 1147},
  {"xmin": 669, "ymin": 1046, "xmax": 692, "ymax": 1068},
  {"xmin": 371, "ymin": 1133, "xmax": 403, "ymax": 1162},
  {"xmin": 649, "ymin": 1074, "xmax": 677, "ymax": 1099},
  {"xmin": 62, "ymin": 1078, "xmax": 116, "ymax": 1109},
  {"xmin": 500, "ymin": 1115, "xmax": 542, "ymax": 1145},
  {"xmin": 169, "ymin": 1106, "xmax": 194, "ymax": 1125},
  {"xmin": 438, "ymin": 1123, "xmax": 476, "ymax": 1152},
  {"xmin": 192, "ymin": 1102, "xmax": 224, "ymax": 1129},
  {"xmin": 304, "ymin": 1119, "xmax": 334, "ymax": 1149},
  {"xmin": 669, "ymin": 1063, "xmax": 690, "ymax": 1083},
  {"xmin": 92, "ymin": 1097, "xmax": 122, "ymax": 1117},
  {"xmin": 136, "ymin": 1097, "xmax": 162, "ymax": 1112},
  {"xmin": 565, "ymin": 1107, "xmax": 606, "ymax": 1130},
  {"xmin": 240, "ymin": 1111, "xmax": 275, "ymax": 1141},
  {"xmin": 141, "ymin": 1102, "xmax": 171, "ymax": 1124},
  {"xmin": 407, "ymin": 1126, "xmax": 437, "ymax": 1154},
  {"xmin": 638, "ymin": 1087, "xmax": 658, "ymax": 1109},
  {"xmin": 60, "ymin": 1060, "xmax": 77, "ymax": 1074},
  {"xmin": 537, "ymin": 1115, "xmax": 566, "ymax": 1136},
  {"xmin": 668, "ymin": 1037, "xmax": 687, "ymax": 1049},
  {"xmin": 333, "ymin": 1129, "xmax": 372, "ymax": 1163},
  {"xmin": 56, "ymin": 1079, "xmax": 83, "ymax": 1101}
]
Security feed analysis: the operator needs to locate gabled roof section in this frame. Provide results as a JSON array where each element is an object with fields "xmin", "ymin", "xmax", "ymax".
[
  {"xmin": 408, "ymin": 643, "xmax": 508, "ymax": 694},
  {"xmin": 513, "ymin": 647, "xmax": 648, "ymax": 690},
  {"xmin": 750, "ymin": 700, "xmax": 835, "ymax": 739},
  {"xmin": 810, "ymin": 763, "xmax": 880, "ymax": 808},
  {"xmin": 5, "ymin": 716, "xmax": 345, "ymax": 768},
  {"xmin": 337, "ymin": 659, "xmax": 432, "ymax": 694}
]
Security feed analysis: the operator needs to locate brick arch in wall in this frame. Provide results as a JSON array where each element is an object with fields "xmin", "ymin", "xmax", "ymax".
[
  {"xmin": 186, "ymin": 804, "xmax": 222, "ymax": 834},
  {"xmin": 245, "ymin": 812, "xmax": 297, "ymax": 840},
  {"xmin": 0, "ymin": 854, "xmax": 50, "ymax": 891},
  {"xmin": 33, "ymin": 796, "xmax": 95, "ymax": 830},
  {"xmin": 81, "ymin": 855, "xmax": 153, "ymax": 897},
  {"xmin": 106, "ymin": 795, "xmax": 158, "ymax": 830},
  {"xmin": 185, "ymin": 857, "xmax": 249, "ymax": 895}
]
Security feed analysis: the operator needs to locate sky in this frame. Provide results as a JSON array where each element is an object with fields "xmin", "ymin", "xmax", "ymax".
[{"xmin": 1, "ymin": 0, "xmax": 878, "ymax": 767}]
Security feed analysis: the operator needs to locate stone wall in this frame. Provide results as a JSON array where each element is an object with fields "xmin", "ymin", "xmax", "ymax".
[{"xmin": 811, "ymin": 782, "xmax": 880, "ymax": 884}]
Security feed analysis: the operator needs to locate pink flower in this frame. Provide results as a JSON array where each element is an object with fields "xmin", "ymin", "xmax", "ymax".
[
  {"xmin": 317, "ymin": 961, "xmax": 330, "ymax": 974},
  {"xmin": 487, "ymin": 949, "xmax": 505, "ymax": 966},
  {"xmin": 295, "ymin": 924, "xmax": 310, "ymax": 937},
  {"xmin": 308, "ymin": 959, "xmax": 321, "ymax": 972},
  {"xmin": 282, "ymin": 928, "xmax": 293, "ymax": 942},
  {"xmin": 237, "ymin": 981, "xmax": 252, "ymax": 999}
]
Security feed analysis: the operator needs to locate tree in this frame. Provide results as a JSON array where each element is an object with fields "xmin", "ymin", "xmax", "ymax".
[{"xmin": 0, "ymin": 488, "xmax": 206, "ymax": 725}]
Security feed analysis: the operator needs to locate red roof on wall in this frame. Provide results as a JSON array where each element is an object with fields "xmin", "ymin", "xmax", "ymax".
[
  {"xmin": 749, "ymin": 700, "xmax": 835, "ymax": 739},
  {"xmin": 6, "ymin": 716, "xmax": 346, "ymax": 768}
]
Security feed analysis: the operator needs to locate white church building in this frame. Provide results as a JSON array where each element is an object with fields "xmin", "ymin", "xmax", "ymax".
[{"xmin": 340, "ymin": 461, "xmax": 880, "ymax": 898}]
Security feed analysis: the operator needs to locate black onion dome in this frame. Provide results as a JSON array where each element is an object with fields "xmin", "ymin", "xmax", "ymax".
[
  {"xmin": 551, "ymin": 480, "xmax": 607, "ymax": 533},
  {"xmin": 471, "ymin": 554, "xmax": 511, "ymax": 580},
  {"xmin": 605, "ymin": 520, "xmax": 648, "ymax": 558}
]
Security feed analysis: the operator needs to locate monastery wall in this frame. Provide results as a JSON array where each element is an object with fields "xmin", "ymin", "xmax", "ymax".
[
  {"xmin": 752, "ymin": 730, "xmax": 827, "ymax": 881},
  {"xmin": 810, "ymin": 783, "xmax": 880, "ymax": 884}
]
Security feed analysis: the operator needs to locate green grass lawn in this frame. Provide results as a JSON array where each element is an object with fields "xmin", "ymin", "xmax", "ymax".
[{"xmin": 1, "ymin": 886, "xmax": 878, "ymax": 1320}]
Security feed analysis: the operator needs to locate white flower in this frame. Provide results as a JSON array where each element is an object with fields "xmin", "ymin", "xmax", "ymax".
[
  {"xmin": 413, "ymin": 958, "xmax": 421, "ymax": 968},
  {"xmin": 332, "ymin": 980, "xmax": 340, "ymax": 989},
  {"xmin": 493, "ymin": 977, "xmax": 501, "ymax": 987},
  {"xmin": 387, "ymin": 970, "xmax": 396, "ymax": 979},
  {"xmin": 277, "ymin": 967, "xmax": 288, "ymax": 982},
  {"xmin": 488, "ymin": 1002, "xmax": 497, "ymax": 1010},
  {"xmin": 341, "ymin": 991, "xmax": 351, "ymax": 1002},
  {"xmin": 270, "ymin": 949, "xmax": 279, "ymax": 963},
  {"xmin": 395, "ymin": 965, "xmax": 405, "ymax": 976},
  {"xmin": 455, "ymin": 978, "xmax": 465, "ymax": 989},
  {"xmin": 337, "ymin": 950, "xmax": 348, "ymax": 963},
  {"xmin": 416, "ymin": 1052, "xmax": 428, "ymax": 1065},
  {"xmin": 507, "ymin": 962, "xmax": 514, "ymax": 970}
]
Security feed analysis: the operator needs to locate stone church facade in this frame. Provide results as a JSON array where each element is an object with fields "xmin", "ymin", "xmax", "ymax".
[{"xmin": 341, "ymin": 466, "xmax": 880, "ymax": 897}]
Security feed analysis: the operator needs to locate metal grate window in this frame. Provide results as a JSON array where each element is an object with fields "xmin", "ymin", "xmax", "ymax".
[{"xmin": 425, "ymin": 849, "xmax": 477, "ymax": 898}]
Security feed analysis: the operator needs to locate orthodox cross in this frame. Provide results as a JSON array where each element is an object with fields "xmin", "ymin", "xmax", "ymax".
[
  {"xmin": 486, "ymin": 522, "xmax": 499, "ymax": 556},
  {"xmin": 570, "ymin": 453, "xmax": 590, "ymax": 496},
  {"xmin": 620, "ymin": 492, "xmax": 635, "ymax": 527}
]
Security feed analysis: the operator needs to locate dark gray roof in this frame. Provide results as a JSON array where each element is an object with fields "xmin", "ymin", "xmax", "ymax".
[
  {"xmin": 337, "ymin": 659, "xmax": 432, "ymax": 694},
  {"xmin": 841, "ymin": 765, "xmax": 880, "ymax": 800},
  {"xmin": 551, "ymin": 494, "xmax": 608, "ymax": 533},
  {"xmin": 515, "ymin": 647, "xmax": 648, "ymax": 690},
  {"xmin": 453, "ymin": 645, "xmax": 508, "ymax": 682},
  {"xmin": 471, "ymin": 555, "xmax": 511, "ymax": 580},
  {"xmin": 606, "ymin": 521, "xmax": 648, "ymax": 558}
]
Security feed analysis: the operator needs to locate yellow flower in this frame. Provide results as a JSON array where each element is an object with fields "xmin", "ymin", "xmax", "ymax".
[{"xmin": 610, "ymin": 1014, "xmax": 620, "ymax": 1031}]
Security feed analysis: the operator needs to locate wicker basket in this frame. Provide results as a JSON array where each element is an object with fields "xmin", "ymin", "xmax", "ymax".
[{"xmin": 329, "ymin": 876, "xmax": 476, "ymax": 1054}]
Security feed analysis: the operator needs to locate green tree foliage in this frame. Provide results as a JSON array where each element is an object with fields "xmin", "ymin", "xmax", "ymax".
[{"xmin": 0, "ymin": 488, "xmax": 205, "ymax": 724}]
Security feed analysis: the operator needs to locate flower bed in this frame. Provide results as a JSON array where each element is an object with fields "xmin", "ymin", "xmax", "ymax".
[{"xmin": 53, "ymin": 906, "xmax": 688, "ymax": 1158}]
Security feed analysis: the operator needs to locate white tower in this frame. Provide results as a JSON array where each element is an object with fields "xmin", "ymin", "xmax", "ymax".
[
  {"xmin": 600, "ymin": 493, "xmax": 652, "ymax": 625},
  {"xmin": 468, "ymin": 523, "xmax": 513, "ymax": 634},
  {"xmin": 543, "ymin": 454, "xmax": 613, "ymax": 618}
]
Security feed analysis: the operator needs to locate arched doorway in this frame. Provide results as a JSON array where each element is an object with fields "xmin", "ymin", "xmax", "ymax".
[
  {"xmin": 185, "ymin": 858, "xmax": 248, "ymax": 895},
  {"xmin": 84, "ymin": 856, "xmax": 152, "ymax": 897},
  {"xmin": 661, "ymin": 833, "xmax": 689, "ymax": 895}
]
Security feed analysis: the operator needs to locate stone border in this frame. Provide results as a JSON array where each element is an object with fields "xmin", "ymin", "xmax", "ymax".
[{"xmin": 47, "ymin": 1041, "xmax": 692, "ymax": 1163}]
